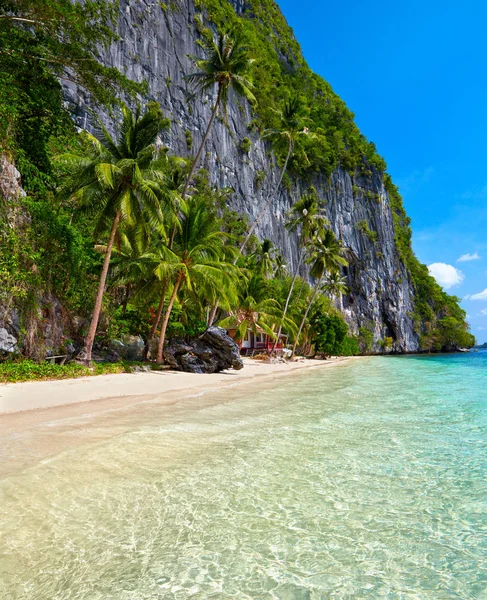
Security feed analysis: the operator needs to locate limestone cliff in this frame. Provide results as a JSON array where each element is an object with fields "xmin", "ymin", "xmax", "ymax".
[{"xmin": 63, "ymin": 0, "xmax": 419, "ymax": 353}]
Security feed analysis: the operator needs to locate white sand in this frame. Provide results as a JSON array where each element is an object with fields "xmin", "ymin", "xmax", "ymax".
[
  {"xmin": 0, "ymin": 357, "xmax": 356, "ymax": 477},
  {"xmin": 0, "ymin": 357, "xmax": 350, "ymax": 415}
]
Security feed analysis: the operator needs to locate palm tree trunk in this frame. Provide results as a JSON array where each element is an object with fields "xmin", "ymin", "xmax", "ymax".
[
  {"xmin": 77, "ymin": 211, "xmax": 121, "ymax": 365},
  {"xmin": 156, "ymin": 274, "xmax": 183, "ymax": 364},
  {"xmin": 122, "ymin": 283, "xmax": 131, "ymax": 314},
  {"xmin": 150, "ymin": 284, "xmax": 167, "ymax": 339},
  {"xmin": 338, "ymin": 292, "xmax": 343, "ymax": 312},
  {"xmin": 292, "ymin": 273, "xmax": 324, "ymax": 358},
  {"xmin": 272, "ymin": 245, "xmax": 304, "ymax": 353},
  {"xmin": 239, "ymin": 140, "xmax": 293, "ymax": 254},
  {"xmin": 181, "ymin": 85, "xmax": 223, "ymax": 200},
  {"xmin": 207, "ymin": 302, "xmax": 219, "ymax": 326}
]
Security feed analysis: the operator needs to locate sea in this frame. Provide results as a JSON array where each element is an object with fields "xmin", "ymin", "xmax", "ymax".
[{"xmin": 1, "ymin": 351, "xmax": 487, "ymax": 599}]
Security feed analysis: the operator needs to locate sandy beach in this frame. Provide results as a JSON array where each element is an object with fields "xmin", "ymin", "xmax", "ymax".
[{"xmin": 0, "ymin": 357, "xmax": 354, "ymax": 477}]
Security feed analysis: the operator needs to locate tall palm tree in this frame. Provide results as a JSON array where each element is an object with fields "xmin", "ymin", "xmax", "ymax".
[
  {"xmin": 292, "ymin": 229, "xmax": 348, "ymax": 356},
  {"xmin": 148, "ymin": 157, "xmax": 187, "ymax": 340},
  {"xmin": 239, "ymin": 95, "xmax": 311, "ymax": 253},
  {"xmin": 147, "ymin": 198, "xmax": 239, "ymax": 364},
  {"xmin": 272, "ymin": 191, "xmax": 328, "ymax": 352},
  {"xmin": 323, "ymin": 270, "xmax": 348, "ymax": 312},
  {"xmin": 182, "ymin": 29, "xmax": 256, "ymax": 199},
  {"xmin": 57, "ymin": 102, "xmax": 170, "ymax": 364}
]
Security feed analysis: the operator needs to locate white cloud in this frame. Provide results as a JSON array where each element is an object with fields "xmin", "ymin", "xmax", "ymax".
[
  {"xmin": 428, "ymin": 263, "xmax": 465, "ymax": 289},
  {"xmin": 480, "ymin": 309, "xmax": 487, "ymax": 316},
  {"xmin": 457, "ymin": 252, "xmax": 481, "ymax": 263},
  {"xmin": 471, "ymin": 289, "xmax": 487, "ymax": 301}
]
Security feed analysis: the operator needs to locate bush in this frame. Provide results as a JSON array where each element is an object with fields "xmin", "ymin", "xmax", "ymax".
[
  {"xmin": 310, "ymin": 313, "xmax": 348, "ymax": 356},
  {"xmin": 239, "ymin": 137, "xmax": 251, "ymax": 154}
]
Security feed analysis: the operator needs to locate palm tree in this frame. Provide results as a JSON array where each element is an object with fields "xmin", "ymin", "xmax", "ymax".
[
  {"xmin": 148, "ymin": 157, "xmax": 188, "ymax": 340},
  {"xmin": 148, "ymin": 198, "xmax": 239, "ymax": 364},
  {"xmin": 272, "ymin": 191, "xmax": 328, "ymax": 352},
  {"xmin": 323, "ymin": 270, "xmax": 348, "ymax": 312},
  {"xmin": 182, "ymin": 29, "xmax": 256, "ymax": 199},
  {"xmin": 292, "ymin": 229, "xmax": 348, "ymax": 356},
  {"xmin": 219, "ymin": 273, "xmax": 295, "ymax": 344},
  {"xmin": 250, "ymin": 238, "xmax": 277, "ymax": 279},
  {"xmin": 57, "ymin": 102, "xmax": 170, "ymax": 364},
  {"xmin": 239, "ymin": 95, "xmax": 311, "ymax": 253},
  {"xmin": 273, "ymin": 253, "xmax": 288, "ymax": 279}
]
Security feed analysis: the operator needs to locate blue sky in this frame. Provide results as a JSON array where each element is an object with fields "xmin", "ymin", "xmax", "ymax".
[{"xmin": 276, "ymin": 0, "xmax": 487, "ymax": 342}]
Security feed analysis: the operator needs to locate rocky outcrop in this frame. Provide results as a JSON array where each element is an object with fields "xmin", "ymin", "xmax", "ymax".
[
  {"xmin": 0, "ymin": 328, "xmax": 17, "ymax": 354},
  {"xmin": 63, "ymin": 0, "xmax": 421, "ymax": 353},
  {"xmin": 109, "ymin": 335, "xmax": 146, "ymax": 361},
  {"xmin": 163, "ymin": 327, "xmax": 244, "ymax": 373},
  {"xmin": 0, "ymin": 155, "xmax": 26, "ymax": 205}
]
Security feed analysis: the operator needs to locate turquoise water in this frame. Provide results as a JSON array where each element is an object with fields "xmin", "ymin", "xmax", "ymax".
[{"xmin": 1, "ymin": 352, "xmax": 487, "ymax": 599}]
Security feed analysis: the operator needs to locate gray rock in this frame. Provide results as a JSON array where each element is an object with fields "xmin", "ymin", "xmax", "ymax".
[
  {"xmin": 163, "ymin": 327, "xmax": 243, "ymax": 373},
  {"xmin": 0, "ymin": 328, "xmax": 17, "ymax": 353},
  {"xmin": 63, "ymin": 0, "xmax": 421, "ymax": 353},
  {"xmin": 109, "ymin": 335, "xmax": 145, "ymax": 361}
]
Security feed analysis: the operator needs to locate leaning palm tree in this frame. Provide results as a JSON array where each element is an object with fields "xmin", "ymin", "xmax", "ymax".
[
  {"xmin": 292, "ymin": 229, "xmax": 348, "ymax": 356},
  {"xmin": 57, "ymin": 102, "xmax": 170, "ymax": 364},
  {"xmin": 182, "ymin": 29, "xmax": 256, "ymax": 199},
  {"xmin": 239, "ymin": 95, "xmax": 311, "ymax": 253},
  {"xmin": 272, "ymin": 191, "xmax": 328, "ymax": 352},
  {"xmin": 323, "ymin": 270, "xmax": 348, "ymax": 312},
  {"xmin": 148, "ymin": 197, "xmax": 239, "ymax": 364}
]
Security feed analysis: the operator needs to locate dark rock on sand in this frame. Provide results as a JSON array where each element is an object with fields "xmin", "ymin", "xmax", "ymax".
[{"xmin": 163, "ymin": 327, "xmax": 244, "ymax": 374}]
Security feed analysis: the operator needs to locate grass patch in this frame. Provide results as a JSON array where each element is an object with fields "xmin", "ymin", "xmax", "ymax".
[{"xmin": 0, "ymin": 360, "xmax": 130, "ymax": 383}]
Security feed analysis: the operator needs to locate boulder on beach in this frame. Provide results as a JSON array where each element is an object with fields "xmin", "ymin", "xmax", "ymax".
[{"xmin": 163, "ymin": 326, "xmax": 244, "ymax": 374}]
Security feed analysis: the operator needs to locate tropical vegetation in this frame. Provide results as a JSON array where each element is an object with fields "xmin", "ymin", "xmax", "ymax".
[{"xmin": 0, "ymin": 0, "xmax": 474, "ymax": 374}]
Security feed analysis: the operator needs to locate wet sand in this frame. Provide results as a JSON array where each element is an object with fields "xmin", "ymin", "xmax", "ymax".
[{"xmin": 0, "ymin": 357, "xmax": 354, "ymax": 477}]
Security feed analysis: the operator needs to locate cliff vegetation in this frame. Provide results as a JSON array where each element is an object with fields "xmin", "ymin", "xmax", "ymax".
[{"xmin": 0, "ymin": 0, "xmax": 474, "ymax": 368}]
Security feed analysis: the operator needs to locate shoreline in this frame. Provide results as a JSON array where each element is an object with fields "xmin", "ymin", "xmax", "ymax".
[
  {"xmin": 0, "ymin": 356, "xmax": 354, "ymax": 416},
  {"xmin": 0, "ymin": 357, "xmax": 358, "ymax": 477}
]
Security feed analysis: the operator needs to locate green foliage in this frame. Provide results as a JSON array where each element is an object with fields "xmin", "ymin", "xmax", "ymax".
[
  {"xmin": 0, "ymin": 359, "xmax": 126, "ymax": 383},
  {"xmin": 254, "ymin": 170, "xmax": 266, "ymax": 189},
  {"xmin": 380, "ymin": 336, "xmax": 393, "ymax": 351},
  {"xmin": 358, "ymin": 325, "xmax": 374, "ymax": 353},
  {"xmin": 355, "ymin": 219, "xmax": 378, "ymax": 244},
  {"xmin": 339, "ymin": 336, "xmax": 360, "ymax": 356},
  {"xmin": 184, "ymin": 129, "xmax": 193, "ymax": 150},
  {"xmin": 193, "ymin": 0, "xmax": 386, "ymax": 177},
  {"xmin": 239, "ymin": 137, "xmax": 252, "ymax": 153},
  {"xmin": 0, "ymin": 0, "xmax": 472, "ymax": 361},
  {"xmin": 310, "ymin": 312, "xmax": 348, "ymax": 356}
]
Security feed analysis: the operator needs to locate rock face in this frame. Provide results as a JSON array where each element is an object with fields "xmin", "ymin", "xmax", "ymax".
[
  {"xmin": 0, "ymin": 155, "xmax": 26, "ymax": 205},
  {"xmin": 63, "ymin": 0, "xmax": 420, "ymax": 353},
  {"xmin": 163, "ymin": 327, "xmax": 244, "ymax": 373},
  {"xmin": 0, "ymin": 328, "xmax": 17, "ymax": 354},
  {"xmin": 109, "ymin": 335, "xmax": 146, "ymax": 361}
]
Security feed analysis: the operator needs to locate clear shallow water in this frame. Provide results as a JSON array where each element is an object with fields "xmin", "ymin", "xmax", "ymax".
[{"xmin": 1, "ymin": 353, "xmax": 487, "ymax": 599}]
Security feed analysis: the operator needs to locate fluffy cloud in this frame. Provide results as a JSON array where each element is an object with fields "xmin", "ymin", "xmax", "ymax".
[
  {"xmin": 471, "ymin": 289, "xmax": 487, "ymax": 301},
  {"xmin": 481, "ymin": 309, "xmax": 487, "ymax": 315},
  {"xmin": 457, "ymin": 252, "xmax": 481, "ymax": 263},
  {"xmin": 428, "ymin": 263, "xmax": 465, "ymax": 289}
]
